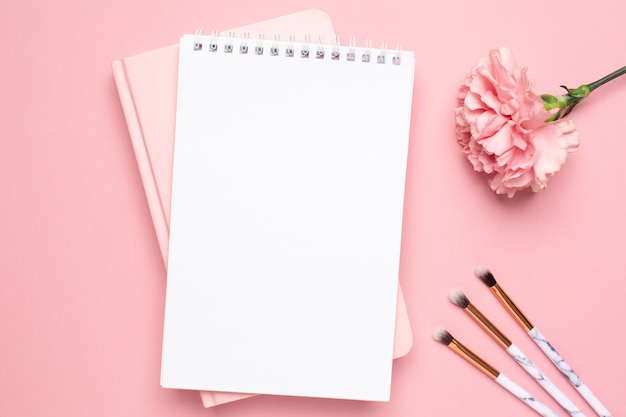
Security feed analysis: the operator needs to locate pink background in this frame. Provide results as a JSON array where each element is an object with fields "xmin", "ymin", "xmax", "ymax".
[{"xmin": 1, "ymin": 1, "xmax": 625, "ymax": 416}]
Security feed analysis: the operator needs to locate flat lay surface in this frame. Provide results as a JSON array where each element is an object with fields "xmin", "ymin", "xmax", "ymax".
[{"xmin": 1, "ymin": 0, "xmax": 625, "ymax": 416}]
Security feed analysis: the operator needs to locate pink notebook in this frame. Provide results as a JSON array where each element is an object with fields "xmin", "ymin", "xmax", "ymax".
[{"xmin": 112, "ymin": 9, "xmax": 412, "ymax": 407}]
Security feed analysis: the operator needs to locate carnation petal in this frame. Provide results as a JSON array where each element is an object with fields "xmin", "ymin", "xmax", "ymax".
[
  {"xmin": 479, "ymin": 90, "xmax": 502, "ymax": 112},
  {"xmin": 521, "ymin": 92, "xmax": 552, "ymax": 129},
  {"xmin": 464, "ymin": 90, "xmax": 486, "ymax": 111},
  {"xmin": 503, "ymin": 168, "xmax": 534, "ymax": 186},
  {"xmin": 478, "ymin": 151, "xmax": 496, "ymax": 173},
  {"xmin": 531, "ymin": 119, "xmax": 580, "ymax": 185},
  {"xmin": 488, "ymin": 172, "xmax": 525, "ymax": 197},
  {"xmin": 500, "ymin": 98, "xmax": 519, "ymax": 116},
  {"xmin": 468, "ymin": 73, "xmax": 496, "ymax": 100},
  {"xmin": 475, "ymin": 111, "xmax": 507, "ymax": 138},
  {"xmin": 495, "ymin": 145, "xmax": 533, "ymax": 170},
  {"xmin": 511, "ymin": 131, "xmax": 529, "ymax": 151},
  {"xmin": 480, "ymin": 121, "xmax": 514, "ymax": 155},
  {"xmin": 492, "ymin": 47, "xmax": 517, "ymax": 71},
  {"xmin": 489, "ymin": 49, "xmax": 517, "ymax": 90}
]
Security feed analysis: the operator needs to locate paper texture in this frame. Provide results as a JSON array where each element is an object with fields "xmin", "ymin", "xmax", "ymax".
[{"xmin": 161, "ymin": 34, "xmax": 415, "ymax": 401}]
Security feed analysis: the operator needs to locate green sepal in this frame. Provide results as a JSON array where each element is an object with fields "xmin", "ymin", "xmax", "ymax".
[{"xmin": 560, "ymin": 84, "xmax": 591, "ymax": 99}]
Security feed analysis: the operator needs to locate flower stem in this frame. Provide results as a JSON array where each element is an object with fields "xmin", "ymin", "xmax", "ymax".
[
  {"xmin": 542, "ymin": 65, "xmax": 626, "ymax": 121},
  {"xmin": 588, "ymin": 66, "xmax": 626, "ymax": 92}
]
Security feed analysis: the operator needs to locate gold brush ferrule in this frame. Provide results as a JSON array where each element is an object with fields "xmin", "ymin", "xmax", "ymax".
[
  {"xmin": 491, "ymin": 284, "xmax": 533, "ymax": 332},
  {"xmin": 465, "ymin": 304, "xmax": 511, "ymax": 349},
  {"xmin": 449, "ymin": 338, "xmax": 499, "ymax": 380}
]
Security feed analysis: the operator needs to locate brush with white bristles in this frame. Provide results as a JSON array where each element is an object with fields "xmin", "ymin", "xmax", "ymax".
[
  {"xmin": 432, "ymin": 327, "xmax": 560, "ymax": 417},
  {"xmin": 475, "ymin": 266, "xmax": 612, "ymax": 417},
  {"xmin": 449, "ymin": 288, "xmax": 585, "ymax": 417}
]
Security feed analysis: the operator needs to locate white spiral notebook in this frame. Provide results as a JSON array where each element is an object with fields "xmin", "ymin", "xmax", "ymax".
[{"xmin": 161, "ymin": 32, "xmax": 415, "ymax": 401}]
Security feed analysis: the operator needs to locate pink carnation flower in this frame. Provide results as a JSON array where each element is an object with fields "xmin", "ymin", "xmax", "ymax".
[{"xmin": 455, "ymin": 47, "xmax": 580, "ymax": 197}]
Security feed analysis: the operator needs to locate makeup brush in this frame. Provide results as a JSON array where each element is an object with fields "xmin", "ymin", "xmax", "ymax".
[
  {"xmin": 475, "ymin": 266, "xmax": 612, "ymax": 417},
  {"xmin": 449, "ymin": 288, "xmax": 585, "ymax": 417},
  {"xmin": 432, "ymin": 327, "xmax": 561, "ymax": 417}
]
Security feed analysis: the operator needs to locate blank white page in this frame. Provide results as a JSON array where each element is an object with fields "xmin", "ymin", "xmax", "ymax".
[{"xmin": 161, "ymin": 34, "xmax": 415, "ymax": 401}]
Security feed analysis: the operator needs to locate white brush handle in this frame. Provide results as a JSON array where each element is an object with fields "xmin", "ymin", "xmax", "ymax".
[
  {"xmin": 529, "ymin": 327, "xmax": 612, "ymax": 417},
  {"xmin": 507, "ymin": 343, "xmax": 585, "ymax": 417},
  {"xmin": 495, "ymin": 373, "xmax": 560, "ymax": 417}
]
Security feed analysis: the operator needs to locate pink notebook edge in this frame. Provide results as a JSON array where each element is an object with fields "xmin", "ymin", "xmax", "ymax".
[
  {"xmin": 111, "ymin": 9, "xmax": 413, "ymax": 408},
  {"xmin": 112, "ymin": 57, "xmax": 171, "ymax": 261}
]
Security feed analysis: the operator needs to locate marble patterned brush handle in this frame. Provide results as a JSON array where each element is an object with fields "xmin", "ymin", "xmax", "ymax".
[
  {"xmin": 529, "ymin": 327, "xmax": 612, "ymax": 417},
  {"xmin": 495, "ymin": 373, "xmax": 561, "ymax": 417},
  {"xmin": 507, "ymin": 343, "xmax": 585, "ymax": 417}
]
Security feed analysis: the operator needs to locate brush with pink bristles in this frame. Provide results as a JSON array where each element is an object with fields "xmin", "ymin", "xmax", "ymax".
[{"xmin": 474, "ymin": 266, "xmax": 612, "ymax": 417}]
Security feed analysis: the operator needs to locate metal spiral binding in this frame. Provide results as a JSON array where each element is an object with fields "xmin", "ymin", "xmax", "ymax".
[
  {"xmin": 392, "ymin": 44, "xmax": 402, "ymax": 65},
  {"xmin": 315, "ymin": 36, "xmax": 325, "ymax": 59},
  {"xmin": 255, "ymin": 34, "xmax": 264, "ymax": 55},
  {"xmin": 224, "ymin": 32, "xmax": 234, "ymax": 53},
  {"xmin": 331, "ymin": 35, "xmax": 341, "ymax": 60},
  {"xmin": 208, "ymin": 30, "xmax": 219, "ymax": 52},
  {"xmin": 190, "ymin": 32, "xmax": 404, "ymax": 65},
  {"xmin": 300, "ymin": 35, "xmax": 310, "ymax": 58},
  {"xmin": 193, "ymin": 30, "xmax": 204, "ymax": 51},
  {"xmin": 361, "ymin": 39, "xmax": 372, "ymax": 63},
  {"xmin": 347, "ymin": 36, "xmax": 356, "ymax": 62},
  {"xmin": 239, "ymin": 33, "xmax": 249, "ymax": 54},
  {"xmin": 270, "ymin": 35, "xmax": 280, "ymax": 56},
  {"xmin": 285, "ymin": 35, "xmax": 295, "ymax": 57}
]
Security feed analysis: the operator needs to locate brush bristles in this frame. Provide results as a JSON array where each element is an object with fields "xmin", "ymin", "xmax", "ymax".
[
  {"xmin": 432, "ymin": 327, "xmax": 454, "ymax": 345},
  {"xmin": 475, "ymin": 265, "xmax": 497, "ymax": 287},
  {"xmin": 449, "ymin": 288, "xmax": 470, "ymax": 308}
]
